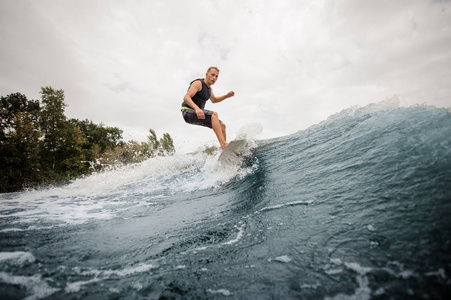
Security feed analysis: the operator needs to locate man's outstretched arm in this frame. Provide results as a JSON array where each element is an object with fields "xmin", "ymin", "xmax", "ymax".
[{"xmin": 210, "ymin": 91, "xmax": 235, "ymax": 103}]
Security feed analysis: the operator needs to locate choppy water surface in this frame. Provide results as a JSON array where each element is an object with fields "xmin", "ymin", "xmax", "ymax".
[{"xmin": 1, "ymin": 102, "xmax": 450, "ymax": 299}]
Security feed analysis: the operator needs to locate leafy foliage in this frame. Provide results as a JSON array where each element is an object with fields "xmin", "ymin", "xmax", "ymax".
[
  {"xmin": 0, "ymin": 88, "xmax": 175, "ymax": 193},
  {"xmin": 95, "ymin": 130, "xmax": 176, "ymax": 167}
]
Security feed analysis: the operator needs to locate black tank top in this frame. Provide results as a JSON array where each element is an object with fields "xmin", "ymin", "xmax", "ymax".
[{"xmin": 181, "ymin": 79, "xmax": 211, "ymax": 110}]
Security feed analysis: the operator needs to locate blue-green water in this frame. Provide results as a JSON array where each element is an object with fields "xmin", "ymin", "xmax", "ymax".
[{"xmin": 1, "ymin": 102, "xmax": 450, "ymax": 299}]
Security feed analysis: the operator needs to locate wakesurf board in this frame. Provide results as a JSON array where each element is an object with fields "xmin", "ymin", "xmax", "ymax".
[{"xmin": 218, "ymin": 139, "xmax": 248, "ymax": 165}]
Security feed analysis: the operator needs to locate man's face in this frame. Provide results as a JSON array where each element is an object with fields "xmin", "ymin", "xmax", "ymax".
[{"xmin": 205, "ymin": 69, "xmax": 219, "ymax": 86}]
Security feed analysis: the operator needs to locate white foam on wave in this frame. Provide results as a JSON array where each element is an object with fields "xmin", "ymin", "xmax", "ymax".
[
  {"xmin": 325, "ymin": 268, "xmax": 344, "ymax": 275},
  {"xmin": 325, "ymin": 259, "xmax": 433, "ymax": 299},
  {"xmin": 0, "ymin": 152, "xmax": 228, "ymax": 226},
  {"xmin": 344, "ymin": 262, "xmax": 373, "ymax": 275},
  {"xmin": 0, "ymin": 194, "xmax": 115, "ymax": 226},
  {"xmin": 207, "ymin": 288, "xmax": 232, "ymax": 296},
  {"xmin": 65, "ymin": 278, "xmax": 101, "ymax": 293},
  {"xmin": 75, "ymin": 262, "xmax": 156, "ymax": 277},
  {"xmin": 205, "ymin": 122, "xmax": 263, "ymax": 187},
  {"xmin": 1, "ymin": 225, "xmax": 60, "ymax": 232},
  {"xmin": 274, "ymin": 255, "xmax": 292, "ymax": 263},
  {"xmin": 0, "ymin": 227, "xmax": 24, "ymax": 233},
  {"xmin": 0, "ymin": 272, "xmax": 59, "ymax": 300},
  {"xmin": 323, "ymin": 261, "xmax": 374, "ymax": 300},
  {"xmin": 324, "ymin": 275, "xmax": 371, "ymax": 300},
  {"xmin": 324, "ymin": 96, "xmax": 401, "ymax": 124},
  {"xmin": 366, "ymin": 224, "xmax": 375, "ymax": 232},
  {"xmin": 256, "ymin": 200, "xmax": 314, "ymax": 214},
  {"xmin": 222, "ymin": 224, "xmax": 245, "ymax": 245},
  {"xmin": 330, "ymin": 258, "xmax": 343, "ymax": 265},
  {"xmin": 66, "ymin": 263, "xmax": 157, "ymax": 293},
  {"xmin": 173, "ymin": 155, "xmax": 236, "ymax": 192},
  {"xmin": 0, "ymin": 251, "xmax": 36, "ymax": 265},
  {"xmin": 0, "ymin": 124, "xmax": 261, "ymax": 229},
  {"xmin": 0, "ymin": 153, "xmax": 202, "ymax": 204},
  {"xmin": 301, "ymin": 282, "xmax": 321, "ymax": 290},
  {"xmin": 235, "ymin": 122, "xmax": 263, "ymax": 141},
  {"xmin": 173, "ymin": 140, "xmax": 259, "ymax": 193},
  {"xmin": 382, "ymin": 261, "xmax": 419, "ymax": 279},
  {"xmin": 426, "ymin": 268, "xmax": 447, "ymax": 280}
]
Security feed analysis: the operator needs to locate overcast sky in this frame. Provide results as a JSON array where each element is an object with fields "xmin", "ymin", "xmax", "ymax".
[{"xmin": 1, "ymin": 0, "xmax": 450, "ymax": 151}]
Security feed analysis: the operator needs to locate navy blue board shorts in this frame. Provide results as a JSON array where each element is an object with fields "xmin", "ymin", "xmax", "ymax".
[{"xmin": 182, "ymin": 108, "xmax": 222, "ymax": 129}]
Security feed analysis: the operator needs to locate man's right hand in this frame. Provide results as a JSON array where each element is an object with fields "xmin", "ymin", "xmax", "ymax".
[{"xmin": 195, "ymin": 108, "xmax": 205, "ymax": 119}]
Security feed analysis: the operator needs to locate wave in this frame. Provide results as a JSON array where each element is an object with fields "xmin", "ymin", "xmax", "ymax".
[{"xmin": 1, "ymin": 99, "xmax": 450, "ymax": 299}]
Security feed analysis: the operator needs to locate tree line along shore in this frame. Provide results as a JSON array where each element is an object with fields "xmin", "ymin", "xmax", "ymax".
[{"xmin": 0, "ymin": 87, "xmax": 175, "ymax": 193}]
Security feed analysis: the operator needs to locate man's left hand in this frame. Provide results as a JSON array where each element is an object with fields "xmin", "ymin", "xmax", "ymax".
[{"xmin": 227, "ymin": 91, "xmax": 235, "ymax": 98}]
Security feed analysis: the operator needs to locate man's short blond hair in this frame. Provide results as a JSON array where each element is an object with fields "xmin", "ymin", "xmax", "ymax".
[{"xmin": 207, "ymin": 66, "xmax": 220, "ymax": 73}]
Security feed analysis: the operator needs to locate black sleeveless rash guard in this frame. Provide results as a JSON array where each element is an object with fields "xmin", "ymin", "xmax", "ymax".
[{"xmin": 181, "ymin": 79, "xmax": 211, "ymax": 110}]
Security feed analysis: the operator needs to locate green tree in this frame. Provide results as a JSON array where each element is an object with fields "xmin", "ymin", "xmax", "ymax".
[
  {"xmin": 38, "ymin": 87, "xmax": 90, "ymax": 180},
  {"xmin": 39, "ymin": 87, "xmax": 68, "ymax": 172},
  {"xmin": 147, "ymin": 129, "xmax": 160, "ymax": 156},
  {"xmin": 0, "ymin": 93, "xmax": 40, "ymax": 142},
  {"xmin": 1, "ymin": 88, "xmax": 177, "ymax": 192},
  {"xmin": 69, "ymin": 119, "xmax": 123, "ymax": 170},
  {"xmin": 159, "ymin": 133, "xmax": 175, "ymax": 156},
  {"xmin": 145, "ymin": 129, "xmax": 175, "ymax": 157},
  {"xmin": 59, "ymin": 125, "xmax": 87, "ymax": 177},
  {"xmin": 69, "ymin": 119, "xmax": 123, "ymax": 152},
  {"xmin": 0, "ymin": 93, "xmax": 42, "ymax": 192}
]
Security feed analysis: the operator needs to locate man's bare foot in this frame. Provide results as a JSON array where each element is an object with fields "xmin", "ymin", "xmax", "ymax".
[{"xmin": 221, "ymin": 143, "xmax": 229, "ymax": 150}]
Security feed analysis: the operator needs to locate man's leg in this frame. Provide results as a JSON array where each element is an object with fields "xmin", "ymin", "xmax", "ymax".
[
  {"xmin": 221, "ymin": 123, "xmax": 226, "ymax": 143},
  {"xmin": 211, "ymin": 112, "xmax": 228, "ymax": 150}
]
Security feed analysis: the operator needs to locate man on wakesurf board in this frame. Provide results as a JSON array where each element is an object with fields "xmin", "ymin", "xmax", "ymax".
[{"xmin": 181, "ymin": 67, "xmax": 235, "ymax": 150}]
